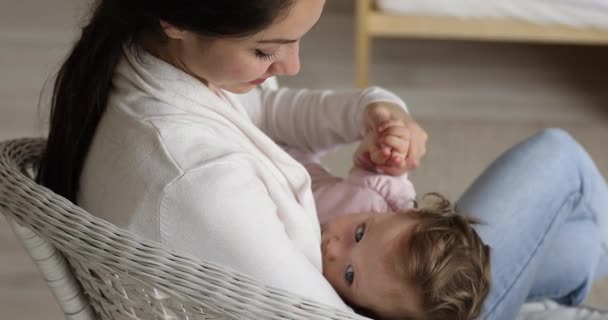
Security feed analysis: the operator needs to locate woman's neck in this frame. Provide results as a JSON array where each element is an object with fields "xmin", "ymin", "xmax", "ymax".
[{"xmin": 140, "ymin": 36, "xmax": 214, "ymax": 91}]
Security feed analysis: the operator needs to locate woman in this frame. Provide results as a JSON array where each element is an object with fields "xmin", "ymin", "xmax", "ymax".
[
  {"xmin": 37, "ymin": 0, "xmax": 607, "ymax": 319},
  {"xmin": 38, "ymin": 0, "xmax": 422, "ymax": 311}
]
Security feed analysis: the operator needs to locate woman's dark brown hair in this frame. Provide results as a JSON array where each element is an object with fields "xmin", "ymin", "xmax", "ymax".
[{"xmin": 37, "ymin": 0, "xmax": 295, "ymax": 201}]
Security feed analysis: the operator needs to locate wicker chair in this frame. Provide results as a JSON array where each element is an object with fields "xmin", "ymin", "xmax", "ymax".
[{"xmin": 0, "ymin": 138, "xmax": 369, "ymax": 320}]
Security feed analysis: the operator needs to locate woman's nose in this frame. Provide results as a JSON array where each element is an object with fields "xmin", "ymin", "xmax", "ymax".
[{"xmin": 270, "ymin": 44, "xmax": 301, "ymax": 76}]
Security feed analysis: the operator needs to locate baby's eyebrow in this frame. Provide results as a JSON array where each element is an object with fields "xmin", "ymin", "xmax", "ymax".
[
  {"xmin": 352, "ymin": 264, "xmax": 363, "ymax": 292},
  {"xmin": 364, "ymin": 217, "xmax": 375, "ymax": 239}
]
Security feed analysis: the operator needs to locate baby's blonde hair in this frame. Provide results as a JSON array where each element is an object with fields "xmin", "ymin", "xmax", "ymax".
[{"xmin": 385, "ymin": 193, "xmax": 491, "ymax": 320}]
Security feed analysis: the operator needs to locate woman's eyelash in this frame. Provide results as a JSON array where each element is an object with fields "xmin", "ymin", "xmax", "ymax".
[{"xmin": 255, "ymin": 49, "xmax": 278, "ymax": 61}]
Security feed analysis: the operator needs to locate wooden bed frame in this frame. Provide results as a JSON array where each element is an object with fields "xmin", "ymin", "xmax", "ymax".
[{"xmin": 356, "ymin": 0, "xmax": 608, "ymax": 87}]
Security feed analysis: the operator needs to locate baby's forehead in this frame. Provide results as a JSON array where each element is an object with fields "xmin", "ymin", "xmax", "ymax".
[
  {"xmin": 373, "ymin": 212, "xmax": 419, "ymax": 240},
  {"xmin": 353, "ymin": 216, "xmax": 423, "ymax": 317},
  {"xmin": 361, "ymin": 219, "xmax": 418, "ymax": 281},
  {"xmin": 361, "ymin": 259, "xmax": 422, "ymax": 319},
  {"xmin": 370, "ymin": 223, "xmax": 420, "ymax": 283}
]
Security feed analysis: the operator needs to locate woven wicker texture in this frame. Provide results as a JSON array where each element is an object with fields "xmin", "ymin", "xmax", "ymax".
[{"xmin": 0, "ymin": 138, "xmax": 369, "ymax": 320}]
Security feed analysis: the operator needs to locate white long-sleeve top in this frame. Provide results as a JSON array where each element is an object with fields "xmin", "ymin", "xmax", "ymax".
[{"xmin": 78, "ymin": 48, "xmax": 407, "ymax": 310}]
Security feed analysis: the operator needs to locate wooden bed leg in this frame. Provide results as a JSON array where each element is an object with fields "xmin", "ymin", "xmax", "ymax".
[{"xmin": 356, "ymin": 0, "xmax": 372, "ymax": 88}]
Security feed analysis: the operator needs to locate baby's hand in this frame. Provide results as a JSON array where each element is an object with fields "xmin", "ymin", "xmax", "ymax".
[
  {"xmin": 355, "ymin": 122, "xmax": 410, "ymax": 176},
  {"xmin": 354, "ymin": 131, "xmax": 390, "ymax": 172},
  {"xmin": 362, "ymin": 102, "xmax": 428, "ymax": 175},
  {"xmin": 377, "ymin": 121, "xmax": 410, "ymax": 170}
]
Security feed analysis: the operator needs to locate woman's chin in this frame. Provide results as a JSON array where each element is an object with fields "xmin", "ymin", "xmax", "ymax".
[{"xmin": 219, "ymin": 83, "xmax": 258, "ymax": 94}]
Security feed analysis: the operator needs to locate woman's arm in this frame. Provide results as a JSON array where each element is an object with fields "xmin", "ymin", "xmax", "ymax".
[
  {"xmin": 159, "ymin": 158, "xmax": 350, "ymax": 311},
  {"xmin": 240, "ymin": 87, "xmax": 408, "ymax": 152}
]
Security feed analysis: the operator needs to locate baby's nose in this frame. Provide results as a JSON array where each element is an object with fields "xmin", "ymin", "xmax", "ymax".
[{"xmin": 323, "ymin": 236, "xmax": 343, "ymax": 261}]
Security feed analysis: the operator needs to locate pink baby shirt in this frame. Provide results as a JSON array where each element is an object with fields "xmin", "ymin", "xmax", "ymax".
[{"xmin": 287, "ymin": 148, "xmax": 417, "ymax": 224}]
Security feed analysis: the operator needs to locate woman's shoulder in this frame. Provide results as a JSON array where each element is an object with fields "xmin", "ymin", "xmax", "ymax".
[
  {"xmin": 153, "ymin": 117, "xmax": 255, "ymax": 166},
  {"xmin": 100, "ymin": 101, "xmax": 255, "ymax": 173}
]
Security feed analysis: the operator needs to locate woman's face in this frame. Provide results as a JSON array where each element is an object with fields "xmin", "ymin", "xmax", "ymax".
[{"xmin": 159, "ymin": 0, "xmax": 325, "ymax": 94}]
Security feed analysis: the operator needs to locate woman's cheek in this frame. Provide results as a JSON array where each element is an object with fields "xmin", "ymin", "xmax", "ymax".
[{"xmin": 226, "ymin": 54, "xmax": 265, "ymax": 79}]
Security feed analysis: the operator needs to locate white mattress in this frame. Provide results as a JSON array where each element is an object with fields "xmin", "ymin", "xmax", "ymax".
[
  {"xmin": 517, "ymin": 300, "xmax": 608, "ymax": 320},
  {"xmin": 377, "ymin": 0, "xmax": 608, "ymax": 31}
]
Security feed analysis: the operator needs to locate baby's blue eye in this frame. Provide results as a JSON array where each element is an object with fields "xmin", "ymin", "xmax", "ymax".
[
  {"xmin": 355, "ymin": 224, "xmax": 366, "ymax": 243},
  {"xmin": 345, "ymin": 265, "xmax": 355, "ymax": 285}
]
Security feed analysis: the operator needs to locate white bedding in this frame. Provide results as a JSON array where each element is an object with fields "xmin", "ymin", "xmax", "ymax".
[
  {"xmin": 518, "ymin": 300, "xmax": 608, "ymax": 320},
  {"xmin": 377, "ymin": 0, "xmax": 608, "ymax": 31}
]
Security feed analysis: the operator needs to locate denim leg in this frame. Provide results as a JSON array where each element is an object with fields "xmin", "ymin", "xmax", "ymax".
[
  {"xmin": 526, "ymin": 220, "xmax": 601, "ymax": 305},
  {"xmin": 456, "ymin": 128, "xmax": 608, "ymax": 320},
  {"xmin": 597, "ymin": 256, "xmax": 608, "ymax": 280}
]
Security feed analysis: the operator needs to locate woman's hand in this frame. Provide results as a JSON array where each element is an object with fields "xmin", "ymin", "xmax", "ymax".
[{"xmin": 354, "ymin": 102, "xmax": 428, "ymax": 176}]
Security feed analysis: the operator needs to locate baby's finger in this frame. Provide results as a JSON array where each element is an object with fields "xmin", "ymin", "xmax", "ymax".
[
  {"xmin": 378, "ymin": 120, "xmax": 406, "ymax": 133},
  {"xmin": 405, "ymin": 141, "xmax": 425, "ymax": 170},
  {"xmin": 382, "ymin": 135, "xmax": 410, "ymax": 155},
  {"xmin": 370, "ymin": 144, "xmax": 390, "ymax": 165},
  {"xmin": 381, "ymin": 145, "xmax": 391, "ymax": 156},
  {"xmin": 382, "ymin": 126, "xmax": 410, "ymax": 144},
  {"xmin": 390, "ymin": 152, "xmax": 406, "ymax": 165}
]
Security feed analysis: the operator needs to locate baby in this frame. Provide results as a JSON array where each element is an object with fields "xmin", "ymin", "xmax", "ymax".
[{"xmin": 287, "ymin": 137, "xmax": 491, "ymax": 320}]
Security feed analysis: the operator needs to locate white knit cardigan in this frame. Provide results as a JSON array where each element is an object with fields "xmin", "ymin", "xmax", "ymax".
[{"xmin": 79, "ymin": 48, "xmax": 407, "ymax": 310}]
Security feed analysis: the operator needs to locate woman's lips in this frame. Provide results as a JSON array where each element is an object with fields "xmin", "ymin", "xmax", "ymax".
[{"xmin": 249, "ymin": 78, "xmax": 267, "ymax": 85}]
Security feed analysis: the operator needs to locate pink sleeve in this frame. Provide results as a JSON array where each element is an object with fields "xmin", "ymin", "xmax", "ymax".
[
  {"xmin": 312, "ymin": 167, "xmax": 417, "ymax": 224},
  {"xmin": 285, "ymin": 147, "xmax": 387, "ymax": 224},
  {"xmin": 286, "ymin": 148, "xmax": 416, "ymax": 224},
  {"xmin": 345, "ymin": 167, "xmax": 416, "ymax": 213}
]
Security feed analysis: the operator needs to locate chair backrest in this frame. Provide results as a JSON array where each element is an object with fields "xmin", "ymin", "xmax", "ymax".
[
  {"xmin": 0, "ymin": 138, "xmax": 368, "ymax": 320},
  {"xmin": 1, "ymin": 139, "xmax": 94, "ymax": 320}
]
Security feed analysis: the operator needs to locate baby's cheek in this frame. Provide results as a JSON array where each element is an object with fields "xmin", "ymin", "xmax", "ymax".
[
  {"xmin": 324, "ymin": 267, "xmax": 352, "ymax": 301},
  {"xmin": 323, "ymin": 264, "xmax": 339, "ymax": 287}
]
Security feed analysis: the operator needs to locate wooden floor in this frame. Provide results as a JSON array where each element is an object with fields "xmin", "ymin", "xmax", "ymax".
[{"xmin": 1, "ymin": 2, "xmax": 607, "ymax": 318}]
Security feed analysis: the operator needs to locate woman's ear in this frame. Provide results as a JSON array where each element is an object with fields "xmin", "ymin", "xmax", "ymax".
[{"xmin": 160, "ymin": 20, "xmax": 187, "ymax": 40}]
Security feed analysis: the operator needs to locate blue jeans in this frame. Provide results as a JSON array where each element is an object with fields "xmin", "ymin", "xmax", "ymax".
[{"xmin": 457, "ymin": 129, "xmax": 608, "ymax": 320}]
